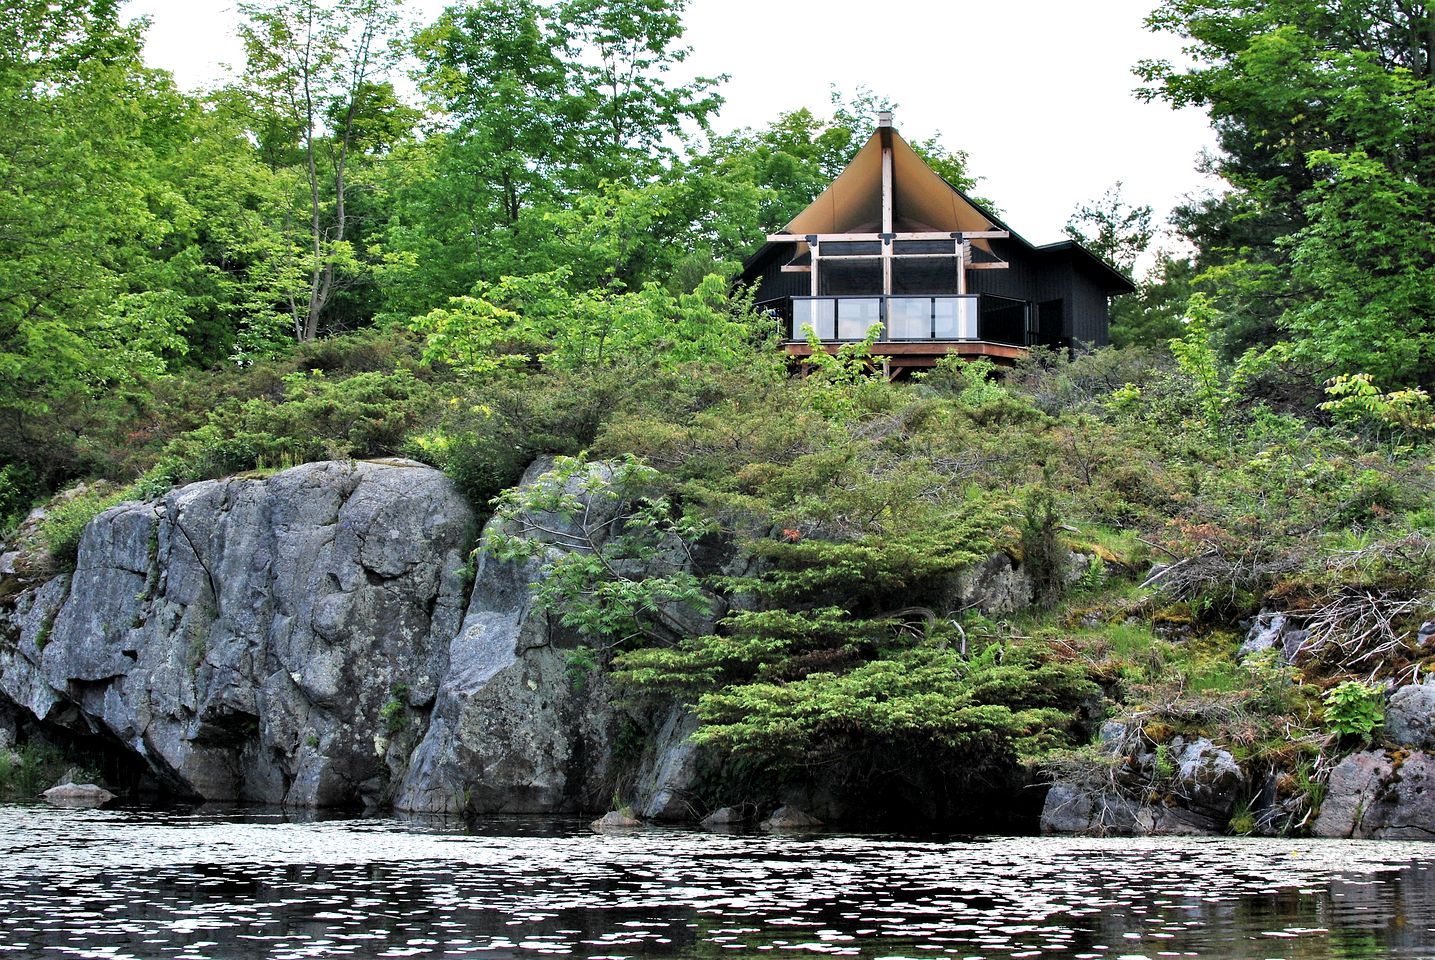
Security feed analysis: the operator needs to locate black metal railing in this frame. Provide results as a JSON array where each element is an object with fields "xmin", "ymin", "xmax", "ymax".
[{"xmin": 788, "ymin": 295, "xmax": 1030, "ymax": 347}]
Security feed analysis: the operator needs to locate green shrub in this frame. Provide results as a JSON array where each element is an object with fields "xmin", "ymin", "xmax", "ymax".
[
  {"xmin": 380, "ymin": 693, "xmax": 408, "ymax": 736},
  {"xmin": 158, "ymin": 367, "xmax": 439, "ymax": 485},
  {"xmin": 1323, "ymin": 681, "xmax": 1384, "ymax": 738},
  {"xmin": 1019, "ymin": 484, "xmax": 1069, "ymax": 607},
  {"xmin": 37, "ymin": 487, "xmax": 127, "ymax": 568}
]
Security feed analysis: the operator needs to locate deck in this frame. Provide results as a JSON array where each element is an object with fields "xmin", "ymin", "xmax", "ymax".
[{"xmin": 773, "ymin": 294, "xmax": 1033, "ymax": 374}]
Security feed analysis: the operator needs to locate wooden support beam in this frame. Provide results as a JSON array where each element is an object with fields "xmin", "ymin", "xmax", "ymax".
[
  {"xmin": 766, "ymin": 230, "xmax": 1009, "ymax": 244},
  {"xmin": 968, "ymin": 262, "xmax": 1011, "ymax": 270}
]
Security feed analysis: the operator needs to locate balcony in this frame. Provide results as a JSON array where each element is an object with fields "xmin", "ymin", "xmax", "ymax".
[{"xmin": 787, "ymin": 294, "xmax": 1031, "ymax": 348}]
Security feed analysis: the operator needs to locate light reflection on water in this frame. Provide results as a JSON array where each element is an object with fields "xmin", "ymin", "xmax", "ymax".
[{"xmin": 1, "ymin": 804, "xmax": 1433, "ymax": 959}]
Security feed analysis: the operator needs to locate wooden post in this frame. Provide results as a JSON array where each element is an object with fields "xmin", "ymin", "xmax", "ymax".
[
  {"xmin": 957, "ymin": 239, "xmax": 969, "ymax": 295},
  {"xmin": 880, "ymin": 120, "xmax": 893, "ymax": 299}
]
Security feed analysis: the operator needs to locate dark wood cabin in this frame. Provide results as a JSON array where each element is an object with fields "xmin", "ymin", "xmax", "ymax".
[{"xmin": 740, "ymin": 113, "xmax": 1135, "ymax": 375}]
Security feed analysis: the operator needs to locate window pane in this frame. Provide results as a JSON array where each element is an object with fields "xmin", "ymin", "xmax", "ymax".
[
  {"xmin": 820, "ymin": 259, "xmax": 882, "ymax": 296},
  {"xmin": 888, "ymin": 297, "xmax": 931, "ymax": 339},
  {"xmin": 793, "ymin": 298, "xmax": 835, "ymax": 340},
  {"xmin": 836, "ymin": 298, "xmax": 882, "ymax": 339},
  {"xmin": 892, "ymin": 256, "xmax": 959, "ymax": 294},
  {"xmin": 934, "ymin": 297, "xmax": 978, "ymax": 339},
  {"xmin": 934, "ymin": 297, "xmax": 958, "ymax": 338}
]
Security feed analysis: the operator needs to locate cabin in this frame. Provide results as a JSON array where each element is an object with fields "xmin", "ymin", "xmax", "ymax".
[{"xmin": 739, "ymin": 113, "xmax": 1135, "ymax": 375}]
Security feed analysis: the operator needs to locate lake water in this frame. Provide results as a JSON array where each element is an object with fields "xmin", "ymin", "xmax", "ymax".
[{"xmin": 2, "ymin": 804, "xmax": 1434, "ymax": 959}]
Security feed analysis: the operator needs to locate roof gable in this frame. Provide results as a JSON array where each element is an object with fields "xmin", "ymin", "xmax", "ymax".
[{"xmin": 781, "ymin": 129, "xmax": 998, "ymax": 237}]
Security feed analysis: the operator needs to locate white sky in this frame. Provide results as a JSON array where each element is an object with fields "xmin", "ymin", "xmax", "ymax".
[{"xmin": 127, "ymin": 0, "xmax": 1222, "ymax": 248}]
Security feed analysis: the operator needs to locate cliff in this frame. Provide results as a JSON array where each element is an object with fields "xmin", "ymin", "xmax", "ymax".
[{"xmin": 0, "ymin": 459, "xmax": 700, "ymax": 813}]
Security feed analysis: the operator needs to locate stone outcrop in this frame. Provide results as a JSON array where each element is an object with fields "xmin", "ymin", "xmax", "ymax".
[
  {"xmin": 1386, "ymin": 683, "xmax": 1435, "ymax": 750},
  {"xmin": 1238, "ymin": 610, "xmax": 1308, "ymax": 661},
  {"xmin": 1, "ymin": 460, "xmax": 476, "ymax": 807},
  {"xmin": 1313, "ymin": 750, "xmax": 1435, "ymax": 839},
  {"xmin": 1041, "ymin": 727, "xmax": 1245, "ymax": 836},
  {"xmin": 0, "ymin": 457, "xmax": 718, "ymax": 815}
]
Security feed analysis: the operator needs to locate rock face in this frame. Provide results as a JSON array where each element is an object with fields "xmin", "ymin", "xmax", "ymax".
[
  {"xmin": 630, "ymin": 708, "xmax": 706, "ymax": 821},
  {"xmin": 394, "ymin": 460, "xmax": 634, "ymax": 815},
  {"xmin": 950, "ymin": 554, "xmax": 1033, "ymax": 615},
  {"xmin": 1, "ymin": 460, "xmax": 476, "ymax": 807},
  {"xmin": 3, "ymin": 454, "xmax": 1121, "ymax": 824},
  {"xmin": 1041, "ymin": 730, "xmax": 1245, "ymax": 836},
  {"xmin": 0, "ymin": 456, "xmax": 718, "ymax": 814},
  {"xmin": 1314, "ymin": 750, "xmax": 1435, "ymax": 839}
]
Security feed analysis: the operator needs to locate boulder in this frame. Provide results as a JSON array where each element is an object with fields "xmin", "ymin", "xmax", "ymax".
[
  {"xmin": 1315, "ymin": 750, "xmax": 1435, "ymax": 839},
  {"xmin": 761, "ymin": 805, "xmax": 823, "ymax": 831},
  {"xmin": 42, "ymin": 782, "xmax": 114, "ymax": 807},
  {"xmin": 701, "ymin": 806, "xmax": 743, "ymax": 828},
  {"xmin": 1168, "ymin": 736, "xmax": 1245, "ymax": 825},
  {"xmin": 1239, "ymin": 611, "xmax": 1308, "ymax": 662},
  {"xmin": 590, "ymin": 810, "xmax": 643, "ymax": 830},
  {"xmin": 1040, "ymin": 782, "xmax": 1143, "ymax": 835},
  {"xmin": 1386, "ymin": 684, "xmax": 1435, "ymax": 749}
]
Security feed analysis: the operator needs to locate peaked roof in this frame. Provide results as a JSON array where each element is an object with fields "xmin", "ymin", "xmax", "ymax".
[{"xmin": 782, "ymin": 128, "xmax": 997, "ymax": 238}]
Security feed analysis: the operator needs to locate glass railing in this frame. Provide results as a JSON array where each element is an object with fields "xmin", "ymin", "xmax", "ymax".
[{"xmin": 791, "ymin": 295, "xmax": 1016, "ymax": 344}]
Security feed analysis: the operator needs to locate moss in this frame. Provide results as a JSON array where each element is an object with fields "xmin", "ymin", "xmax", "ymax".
[{"xmin": 1151, "ymin": 604, "xmax": 1193, "ymax": 625}]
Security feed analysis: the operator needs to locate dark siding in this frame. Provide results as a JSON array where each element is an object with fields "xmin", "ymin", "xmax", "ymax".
[
  {"xmin": 973, "ymin": 244, "xmax": 1111, "ymax": 348},
  {"xmin": 741, "ymin": 246, "xmax": 809, "ymax": 304},
  {"xmin": 1066, "ymin": 259, "xmax": 1113, "ymax": 348},
  {"xmin": 967, "ymin": 238, "xmax": 1041, "ymax": 302}
]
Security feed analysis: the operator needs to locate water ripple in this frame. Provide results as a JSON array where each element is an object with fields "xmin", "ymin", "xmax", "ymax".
[{"xmin": 2, "ymin": 804, "xmax": 1433, "ymax": 958}]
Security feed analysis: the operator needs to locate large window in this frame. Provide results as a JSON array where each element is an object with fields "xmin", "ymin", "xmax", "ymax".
[
  {"xmin": 818, "ymin": 259, "xmax": 882, "ymax": 296},
  {"xmin": 892, "ymin": 256, "xmax": 959, "ymax": 294}
]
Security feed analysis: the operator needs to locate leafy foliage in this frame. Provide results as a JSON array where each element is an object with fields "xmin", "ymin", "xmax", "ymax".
[
  {"xmin": 1139, "ymin": 0, "xmax": 1435, "ymax": 383},
  {"xmin": 1322, "ymin": 681, "xmax": 1384, "ymax": 738}
]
